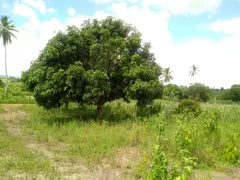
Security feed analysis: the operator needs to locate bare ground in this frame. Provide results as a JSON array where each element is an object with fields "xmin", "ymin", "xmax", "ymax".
[
  {"xmin": 0, "ymin": 104, "xmax": 139, "ymax": 180},
  {"xmin": 191, "ymin": 168, "xmax": 240, "ymax": 180}
]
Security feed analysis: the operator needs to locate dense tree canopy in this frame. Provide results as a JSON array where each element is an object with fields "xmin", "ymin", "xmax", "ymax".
[
  {"xmin": 163, "ymin": 84, "xmax": 182, "ymax": 101},
  {"xmin": 22, "ymin": 17, "xmax": 163, "ymax": 119},
  {"xmin": 223, "ymin": 85, "xmax": 240, "ymax": 102},
  {"xmin": 182, "ymin": 83, "xmax": 210, "ymax": 102}
]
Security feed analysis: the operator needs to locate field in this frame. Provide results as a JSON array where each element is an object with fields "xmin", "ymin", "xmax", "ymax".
[{"xmin": 0, "ymin": 100, "xmax": 240, "ymax": 179}]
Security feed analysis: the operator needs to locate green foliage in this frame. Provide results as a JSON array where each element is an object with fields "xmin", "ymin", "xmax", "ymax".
[
  {"xmin": 163, "ymin": 84, "xmax": 182, "ymax": 101},
  {"xmin": 175, "ymin": 120, "xmax": 193, "ymax": 150},
  {"xmin": 148, "ymin": 145, "xmax": 168, "ymax": 180},
  {"xmin": 177, "ymin": 99, "xmax": 201, "ymax": 117},
  {"xmin": 0, "ymin": 78, "xmax": 34, "ymax": 103},
  {"xmin": 170, "ymin": 149, "xmax": 197, "ymax": 180},
  {"xmin": 103, "ymin": 99, "xmax": 137, "ymax": 121},
  {"xmin": 202, "ymin": 109, "xmax": 220, "ymax": 139},
  {"xmin": 22, "ymin": 17, "xmax": 162, "ymax": 119},
  {"xmin": 0, "ymin": 79, "xmax": 4, "ymax": 88},
  {"xmin": 182, "ymin": 83, "xmax": 210, "ymax": 102},
  {"xmin": 137, "ymin": 100, "xmax": 162, "ymax": 117},
  {"xmin": 223, "ymin": 133, "xmax": 240, "ymax": 164},
  {"xmin": 223, "ymin": 84, "xmax": 240, "ymax": 102}
]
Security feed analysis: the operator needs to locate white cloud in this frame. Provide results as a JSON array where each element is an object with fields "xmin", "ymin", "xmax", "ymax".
[
  {"xmin": 210, "ymin": 17, "xmax": 240, "ymax": 35},
  {"xmin": 94, "ymin": 0, "xmax": 138, "ymax": 4},
  {"xmin": 13, "ymin": 1, "xmax": 37, "ymax": 18},
  {"xmin": 67, "ymin": 7, "xmax": 76, "ymax": 16},
  {"xmin": 48, "ymin": 8, "xmax": 56, "ymax": 13},
  {"xmin": 142, "ymin": 0, "xmax": 222, "ymax": 15},
  {"xmin": 21, "ymin": 0, "xmax": 55, "ymax": 14},
  {"xmin": 95, "ymin": 0, "xmax": 112, "ymax": 3},
  {"xmin": 109, "ymin": 3, "xmax": 239, "ymax": 88}
]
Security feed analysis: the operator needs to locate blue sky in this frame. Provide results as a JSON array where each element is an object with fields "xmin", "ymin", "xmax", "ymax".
[{"xmin": 0, "ymin": 0, "xmax": 240, "ymax": 88}]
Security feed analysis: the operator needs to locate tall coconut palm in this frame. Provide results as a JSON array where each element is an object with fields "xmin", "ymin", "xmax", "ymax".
[
  {"xmin": 162, "ymin": 67, "xmax": 173, "ymax": 85},
  {"xmin": 0, "ymin": 16, "xmax": 18, "ymax": 97},
  {"xmin": 189, "ymin": 65, "xmax": 199, "ymax": 82}
]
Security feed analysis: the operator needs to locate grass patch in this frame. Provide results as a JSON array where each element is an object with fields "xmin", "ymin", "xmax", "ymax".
[
  {"xmin": 22, "ymin": 104, "xmax": 158, "ymax": 164},
  {"xmin": 9, "ymin": 101, "xmax": 240, "ymax": 178},
  {"xmin": 0, "ymin": 119, "xmax": 56, "ymax": 178}
]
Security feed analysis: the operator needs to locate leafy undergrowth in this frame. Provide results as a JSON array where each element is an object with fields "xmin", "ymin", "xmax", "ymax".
[
  {"xmin": 17, "ymin": 101, "xmax": 240, "ymax": 179},
  {"xmin": 0, "ymin": 120, "xmax": 56, "ymax": 178}
]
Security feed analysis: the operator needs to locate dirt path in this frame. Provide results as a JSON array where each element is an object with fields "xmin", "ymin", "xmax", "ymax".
[
  {"xmin": 191, "ymin": 169, "xmax": 240, "ymax": 180},
  {"xmin": 0, "ymin": 104, "xmax": 137, "ymax": 180}
]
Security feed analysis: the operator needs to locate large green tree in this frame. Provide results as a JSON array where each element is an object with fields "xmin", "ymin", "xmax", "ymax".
[
  {"xmin": 22, "ymin": 17, "xmax": 162, "ymax": 120},
  {"xmin": 0, "ymin": 16, "xmax": 18, "ymax": 97}
]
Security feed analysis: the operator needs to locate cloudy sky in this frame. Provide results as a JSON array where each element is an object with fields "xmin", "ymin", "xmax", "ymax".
[{"xmin": 0, "ymin": 0, "xmax": 239, "ymax": 88}]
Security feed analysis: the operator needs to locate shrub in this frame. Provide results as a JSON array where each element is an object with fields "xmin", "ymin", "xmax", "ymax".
[
  {"xmin": 137, "ymin": 100, "xmax": 162, "ymax": 118},
  {"xmin": 0, "ymin": 79, "xmax": 4, "ymax": 88},
  {"xmin": 182, "ymin": 83, "xmax": 210, "ymax": 102},
  {"xmin": 163, "ymin": 84, "xmax": 182, "ymax": 101},
  {"xmin": 177, "ymin": 99, "xmax": 201, "ymax": 117},
  {"xmin": 223, "ymin": 133, "xmax": 240, "ymax": 164},
  {"xmin": 148, "ymin": 145, "xmax": 168, "ymax": 180},
  {"xmin": 223, "ymin": 84, "xmax": 240, "ymax": 102}
]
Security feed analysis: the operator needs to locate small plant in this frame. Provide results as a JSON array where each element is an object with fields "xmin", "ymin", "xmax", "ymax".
[
  {"xmin": 170, "ymin": 149, "xmax": 197, "ymax": 180},
  {"xmin": 175, "ymin": 120, "xmax": 193, "ymax": 151},
  {"xmin": 223, "ymin": 133, "xmax": 240, "ymax": 164},
  {"xmin": 148, "ymin": 145, "xmax": 168, "ymax": 180},
  {"xmin": 177, "ymin": 99, "xmax": 201, "ymax": 117},
  {"xmin": 202, "ymin": 109, "xmax": 220, "ymax": 142}
]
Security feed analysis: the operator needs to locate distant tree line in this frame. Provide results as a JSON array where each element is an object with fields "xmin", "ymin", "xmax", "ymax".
[{"xmin": 163, "ymin": 83, "xmax": 240, "ymax": 103}]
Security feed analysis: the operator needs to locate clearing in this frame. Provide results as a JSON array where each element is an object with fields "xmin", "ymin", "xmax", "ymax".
[{"xmin": 0, "ymin": 104, "xmax": 239, "ymax": 179}]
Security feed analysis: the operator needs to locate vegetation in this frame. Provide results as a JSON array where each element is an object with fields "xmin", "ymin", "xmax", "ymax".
[
  {"xmin": 22, "ymin": 17, "xmax": 162, "ymax": 120},
  {"xmin": 0, "ymin": 16, "xmax": 18, "ymax": 97},
  {"xmin": 163, "ymin": 84, "xmax": 182, "ymax": 101},
  {"xmin": 189, "ymin": 65, "xmax": 199, "ymax": 82},
  {"xmin": 161, "ymin": 67, "xmax": 173, "ymax": 85},
  {"xmin": 3, "ymin": 101, "xmax": 237, "ymax": 179},
  {"xmin": 182, "ymin": 83, "xmax": 210, "ymax": 102},
  {"xmin": 0, "ymin": 15, "xmax": 239, "ymax": 179},
  {"xmin": 0, "ymin": 77, "xmax": 34, "ymax": 104},
  {"xmin": 223, "ymin": 85, "xmax": 240, "ymax": 102}
]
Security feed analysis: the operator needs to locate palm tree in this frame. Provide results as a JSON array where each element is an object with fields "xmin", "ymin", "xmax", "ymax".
[
  {"xmin": 0, "ymin": 16, "xmax": 18, "ymax": 97},
  {"xmin": 189, "ymin": 65, "xmax": 199, "ymax": 82},
  {"xmin": 162, "ymin": 67, "xmax": 173, "ymax": 85}
]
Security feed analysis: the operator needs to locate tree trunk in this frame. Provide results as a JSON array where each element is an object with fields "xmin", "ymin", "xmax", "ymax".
[
  {"xmin": 4, "ymin": 45, "xmax": 8, "ymax": 97},
  {"xmin": 97, "ymin": 104, "xmax": 103, "ymax": 121}
]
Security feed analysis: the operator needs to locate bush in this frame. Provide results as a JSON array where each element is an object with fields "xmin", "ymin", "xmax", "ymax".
[
  {"xmin": 177, "ymin": 99, "xmax": 201, "ymax": 116},
  {"xmin": 223, "ymin": 85, "xmax": 240, "ymax": 102},
  {"xmin": 0, "ymin": 79, "xmax": 4, "ymax": 88},
  {"xmin": 163, "ymin": 84, "xmax": 182, "ymax": 101},
  {"xmin": 182, "ymin": 83, "xmax": 210, "ymax": 102},
  {"xmin": 137, "ymin": 100, "xmax": 162, "ymax": 118}
]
